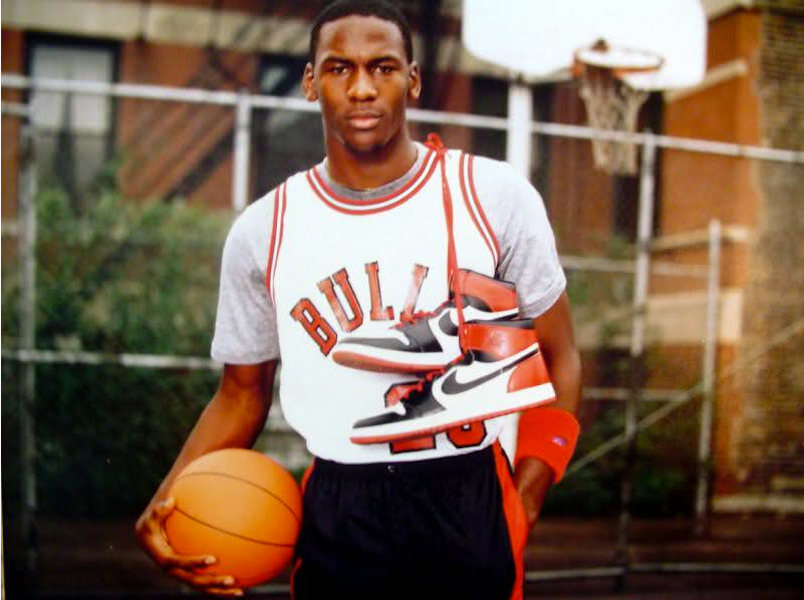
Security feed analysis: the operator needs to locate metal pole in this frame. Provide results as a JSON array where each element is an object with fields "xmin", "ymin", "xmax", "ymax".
[
  {"xmin": 18, "ymin": 118, "xmax": 39, "ymax": 574},
  {"xmin": 499, "ymin": 79, "xmax": 533, "ymax": 463},
  {"xmin": 616, "ymin": 133, "xmax": 657, "ymax": 581},
  {"xmin": 4, "ymin": 75, "xmax": 804, "ymax": 163},
  {"xmin": 695, "ymin": 219, "xmax": 721, "ymax": 534},
  {"xmin": 232, "ymin": 91, "xmax": 251, "ymax": 213},
  {"xmin": 6, "ymin": 73, "xmax": 804, "ymax": 164},
  {"xmin": 506, "ymin": 80, "xmax": 533, "ymax": 176}
]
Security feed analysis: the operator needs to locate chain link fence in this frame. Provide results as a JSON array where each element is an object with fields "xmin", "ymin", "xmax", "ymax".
[{"xmin": 2, "ymin": 75, "xmax": 802, "ymax": 596}]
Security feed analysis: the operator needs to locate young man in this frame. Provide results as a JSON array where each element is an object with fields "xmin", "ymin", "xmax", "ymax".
[{"xmin": 136, "ymin": 1, "xmax": 581, "ymax": 598}]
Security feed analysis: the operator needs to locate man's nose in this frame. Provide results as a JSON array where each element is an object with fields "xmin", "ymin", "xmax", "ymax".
[{"xmin": 348, "ymin": 68, "xmax": 378, "ymax": 101}]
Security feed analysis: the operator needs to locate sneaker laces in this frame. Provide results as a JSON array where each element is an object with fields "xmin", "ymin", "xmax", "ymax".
[
  {"xmin": 397, "ymin": 352, "xmax": 467, "ymax": 404},
  {"xmin": 394, "ymin": 299, "xmax": 450, "ymax": 328},
  {"xmin": 391, "ymin": 135, "xmax": 469, "ymax": 407},
  {"xmin": 424, "ymin": 133, "xmax": 467, "ymax": 348}
]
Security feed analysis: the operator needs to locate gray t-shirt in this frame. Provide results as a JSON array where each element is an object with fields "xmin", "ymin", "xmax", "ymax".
[{"xmin": 211, "ymin": 144, "xmax": 565, "ymax": 364}]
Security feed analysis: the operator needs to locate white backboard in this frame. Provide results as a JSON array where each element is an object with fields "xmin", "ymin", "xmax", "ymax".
[{"xmin": 462, "ymin": 0, "xmax": 707, "ymax": 90}]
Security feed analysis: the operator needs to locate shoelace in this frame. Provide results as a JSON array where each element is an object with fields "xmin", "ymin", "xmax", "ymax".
[
  {"xmin": 398, "ymin": 352, "xmax": 468, "ymax": 404},
  {"xmin": 391, "ymin": 134, "xmax": 468, "ymax": 405},
  {"xmin": 394, "ymin": 299, "xmax": 450, "ymax": 328},
  {"xmin": 424, "ymin": 133, "xmax": 467, "ymax": 345}
]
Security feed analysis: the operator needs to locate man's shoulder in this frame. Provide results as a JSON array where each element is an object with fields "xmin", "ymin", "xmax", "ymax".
[
  {"xmin": 247, "ymin": 166, "xmax": 317, "ymax": 209},
  {"xmin": 449, "ymin": 148, "xmax": 519, "ymax": 180},
  {"xmin": 257, "ymin": 168, "xmax": 315, "ymax": 199},
  {"xmin": 448, "ymin": 149, "xmax": 529, "ymax": 198}
]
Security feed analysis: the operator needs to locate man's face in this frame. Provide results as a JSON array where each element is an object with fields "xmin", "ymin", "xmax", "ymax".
[{"xmin": 303, "ymin": 15, "xmax": 421, "ymax": 154}]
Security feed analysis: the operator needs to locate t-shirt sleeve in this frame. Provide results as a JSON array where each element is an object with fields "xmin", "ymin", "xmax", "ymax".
[
  {"xmin": 210, "ymin": 195, "xmax": 280, "ymax": 364},
  {"xmin": 471, "ymin": 156, "xmax": 566, "ymax": 318}
]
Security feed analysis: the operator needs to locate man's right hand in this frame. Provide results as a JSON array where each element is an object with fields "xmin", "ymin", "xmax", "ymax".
[{"xmin": 135, "ymin": 497, "xmax": 244, "ymax": 597}]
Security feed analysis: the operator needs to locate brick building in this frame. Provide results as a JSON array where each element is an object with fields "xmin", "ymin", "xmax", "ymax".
[{"xmin": 2, "ymin": 0, "xmax": 802, "ymax": 513}]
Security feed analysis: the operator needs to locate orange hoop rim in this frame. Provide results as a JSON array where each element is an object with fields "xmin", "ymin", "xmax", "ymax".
[{"xmin": 571, "ymin": 40, "xmax": 664, "ymax": 81}]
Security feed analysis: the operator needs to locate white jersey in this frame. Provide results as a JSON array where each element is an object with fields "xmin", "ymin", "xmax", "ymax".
[{"xmin": 211, "ymin": 142, "xmax": 566, "ymax": 463}]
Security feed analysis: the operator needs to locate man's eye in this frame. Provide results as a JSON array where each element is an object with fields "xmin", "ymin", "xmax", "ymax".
[{"xmin": 330, "ymin": 65, "xmax": 348, "ymax": 74}]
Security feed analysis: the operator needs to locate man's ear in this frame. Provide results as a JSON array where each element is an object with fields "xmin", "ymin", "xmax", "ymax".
[
  {"xmin": 408, "ymin": 61, "xmax": 422, "ymax": 102},
  {"xmin": 302, "ymin": 63, "xmax": 318, "ymax": 101}
]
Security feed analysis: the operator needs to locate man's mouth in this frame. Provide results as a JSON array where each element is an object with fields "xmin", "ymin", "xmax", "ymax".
[{"xmin": 347, "ymin": 112, "xmax": 382, "ymax": 130}]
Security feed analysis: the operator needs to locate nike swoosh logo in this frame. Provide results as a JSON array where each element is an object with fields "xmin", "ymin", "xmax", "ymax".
[{"xmin": 440, "ymin": 347, "xmax": 538, "ymax": 395}]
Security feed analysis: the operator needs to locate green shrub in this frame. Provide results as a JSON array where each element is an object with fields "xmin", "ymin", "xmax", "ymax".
[
  {"xmin": 2, "ymin": 182, "xmax": 230, "ymax": 517},
  {"xmin": 548, "ymin": 240, "xmax": 699, "ymax": 519},
  {"xmin": 542, "ymin": 399, "xmax": 699, "ymax": 518}
]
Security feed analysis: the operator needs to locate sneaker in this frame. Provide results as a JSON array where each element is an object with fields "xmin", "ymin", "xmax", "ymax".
[
  {"xmin": 349, "ymin": 319, "xmax": 556, "ymax": 444},
  {"xmin": 332, "ymin": 270, "xmax": 518, "ymax": 373}
]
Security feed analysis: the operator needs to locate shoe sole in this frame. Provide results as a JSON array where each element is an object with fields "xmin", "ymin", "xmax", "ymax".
[
  {"xmin": 350, "ymin": 382, "xmax": 556, "ymax": 444},
  {"xmin": 332, "ymin": 306, "xmax": 518, "ymax": 373},
  {"xmin": 332, "ymin": 349, "xmax": 454, "ymax": 373}
]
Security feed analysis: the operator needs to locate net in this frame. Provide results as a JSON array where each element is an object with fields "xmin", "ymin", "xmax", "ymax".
[{"xmin": 574, "ymin": 41, "xmax": 662, "ymax": 175}]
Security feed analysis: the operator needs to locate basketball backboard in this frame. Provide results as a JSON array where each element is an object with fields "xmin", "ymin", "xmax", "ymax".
[{"xmin": 462, "ymin": 0, "xmax": 707, "ymax": 90}]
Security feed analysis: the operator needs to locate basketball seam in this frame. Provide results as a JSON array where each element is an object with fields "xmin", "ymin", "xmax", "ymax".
[
  {"xmin": 172, "ymin": 506, "xmax": 297, "ymax": 548},
  {"xmin": 176, "ymin": 471, "xmax": 301, "ymax": 523}
]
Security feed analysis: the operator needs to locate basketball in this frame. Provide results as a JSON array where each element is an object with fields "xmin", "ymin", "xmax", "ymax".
[{"xmin": 164, "ymin": 449, "xmax": 302, "ymax": 588}]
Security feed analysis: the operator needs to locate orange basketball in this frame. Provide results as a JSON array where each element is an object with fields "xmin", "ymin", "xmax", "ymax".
[{"xmin": 164, "ymin": 448, "xmax": 302, "ymax": 588}]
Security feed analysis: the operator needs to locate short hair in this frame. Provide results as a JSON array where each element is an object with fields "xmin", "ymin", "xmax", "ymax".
[{"xmin": 309, "ymin": 0, "xmax": 414, "ymax": 63}]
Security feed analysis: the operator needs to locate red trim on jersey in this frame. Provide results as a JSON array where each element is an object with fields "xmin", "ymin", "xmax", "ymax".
[
  {"xmin": 467, "ymin": 155, "xmax": 502, "ymax": 260},
  {"xmin": 265, "ymin": 186, "xmax": 282, "ymax": 301},
  {"xmin": 305, "ymin": 146, "xmax": 439, "ymax": 215},
  {"xmin": 266, "ymin": 183, "xmax": 288, "ymax": 304},
  {"xmin": 492, "ymin": 442, "xmax": 527, "ymax": 600},
  {"xmin": 459, "ymin": 152, "xmax": 498, "ymax": 266},
  {"xmin": 272, "ymin": 183, "xmax": 288, "ymax": 304}
]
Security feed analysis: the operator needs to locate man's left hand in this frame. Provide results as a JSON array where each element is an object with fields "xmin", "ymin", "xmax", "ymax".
[{"xmin": 514, "ymin": 456, "xmax": 555, "ymax": 530}]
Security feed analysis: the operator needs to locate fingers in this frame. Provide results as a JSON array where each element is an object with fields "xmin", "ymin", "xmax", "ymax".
[
  {"xmin": 161, "ymin": 549, "xmax": 218, "ymax": 572},
  {"xmin": 167, "ymin": 568, "xmax": 244, "ymax": 597},
  {"xmin": 139, "ymin": 499, "xmax": 211, "ymax": 567},
  {"xmin": 151, "ymin": 497, "xmax": 175, "ymax": 523},
  {"xmin": 138, "ymin": 499, "xmax": 242, "ymax": 595}
]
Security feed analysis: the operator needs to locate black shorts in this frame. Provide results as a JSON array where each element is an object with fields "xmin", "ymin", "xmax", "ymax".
[{"xmin": 291, "ymin": 443, "xmax": 528, "ymax": 600}]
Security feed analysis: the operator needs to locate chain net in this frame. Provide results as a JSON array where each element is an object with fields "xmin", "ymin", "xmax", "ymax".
[{"xmin": 578, "ymin": 65, "xmax": 650, "ymax": 175}]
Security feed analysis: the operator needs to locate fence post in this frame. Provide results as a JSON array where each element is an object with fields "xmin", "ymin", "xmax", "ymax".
[
  {"xmin": 616, "ymin": 133, "xmax": 657, "ymax": 582},
  {"xmin": 695, "ymin": 219, "xmax": 721, "ymax": 534},
  {"xmin": 506, "ymin": 80, "xmax": 532, "ymax": 176},
  {"xmin": 18, "ymin": 117, "xmax": 39, "ymax": 574},
  {"xmin": 498, "ymin": 79, "xmax": 534, "ymax": 462},
  {"xmin": 232, "ymin": 91, "xmax": 252, "ymax": 213}
]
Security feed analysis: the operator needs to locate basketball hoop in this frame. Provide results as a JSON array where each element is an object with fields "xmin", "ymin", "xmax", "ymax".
[{"xmin": 573, "ymin": 40, "xmax": 663, "ymax": 175}]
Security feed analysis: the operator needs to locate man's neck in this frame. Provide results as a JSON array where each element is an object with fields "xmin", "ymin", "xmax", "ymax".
[{"xmin": 324, "ymin": 131, "xmax": 418, "ymax": 191}]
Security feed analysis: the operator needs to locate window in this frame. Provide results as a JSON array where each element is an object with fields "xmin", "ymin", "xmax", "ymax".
[
  {"xmin": 253, "ymin": 56, "xmax": 324, "ymax": 196},
  {"xmin": 28, "ymin": 37, "xmax": 117, "ymax": 202}
]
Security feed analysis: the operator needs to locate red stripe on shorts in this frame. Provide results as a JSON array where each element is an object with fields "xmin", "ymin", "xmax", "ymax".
[{"xmin": 492, "ymin": 442, "xmax": 527, "ymax": 600}]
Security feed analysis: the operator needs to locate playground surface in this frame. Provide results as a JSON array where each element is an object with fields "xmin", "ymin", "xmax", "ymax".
[{"xmin": 8, "ymin": 514, "xmax": 801, "ymax": 598}]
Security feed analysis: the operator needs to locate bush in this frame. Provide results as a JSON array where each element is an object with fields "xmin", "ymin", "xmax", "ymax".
[
  {"xmin": 547, "ymin": 239, "xmax": 700, "ymax": 519},
  {"xmin": 2, "ymin": 182, "xmax": 230, "ymax": 517},
  {"xmin": 542, "ymin": 399, "xmax": 699, "ymax": 519}
]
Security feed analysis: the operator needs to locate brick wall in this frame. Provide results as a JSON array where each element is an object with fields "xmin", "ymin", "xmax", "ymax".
[{"xmin": 729, "ymin": 9, "xmax": 804, "ymax": 511}]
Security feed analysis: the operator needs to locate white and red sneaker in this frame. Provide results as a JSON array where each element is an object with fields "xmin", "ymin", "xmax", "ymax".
[
  {"xmin": 349, "ymin": 319, "xmax": 556, "ymax": 444},
  {"xmin": 332, "ymin": 270, "xmax": 518, "ymax": 373}
]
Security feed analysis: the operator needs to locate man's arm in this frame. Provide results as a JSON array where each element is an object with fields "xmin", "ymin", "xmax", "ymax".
[
  {"xmin": 135, "ymin": 360, "xmax": 277, "ymax": 597},
  {"xmin": 514, "ymin": 292, "xmax": 581, "ymax": 529}
]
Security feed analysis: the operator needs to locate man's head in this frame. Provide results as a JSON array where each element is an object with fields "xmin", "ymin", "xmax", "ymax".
[
  {"xmin": 309, "ymin": 0, "xmax": 414, "ymax": 65},
  {"xmin": 303, "ymin": 0, "xmax": 421, "ymax": 156}
]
